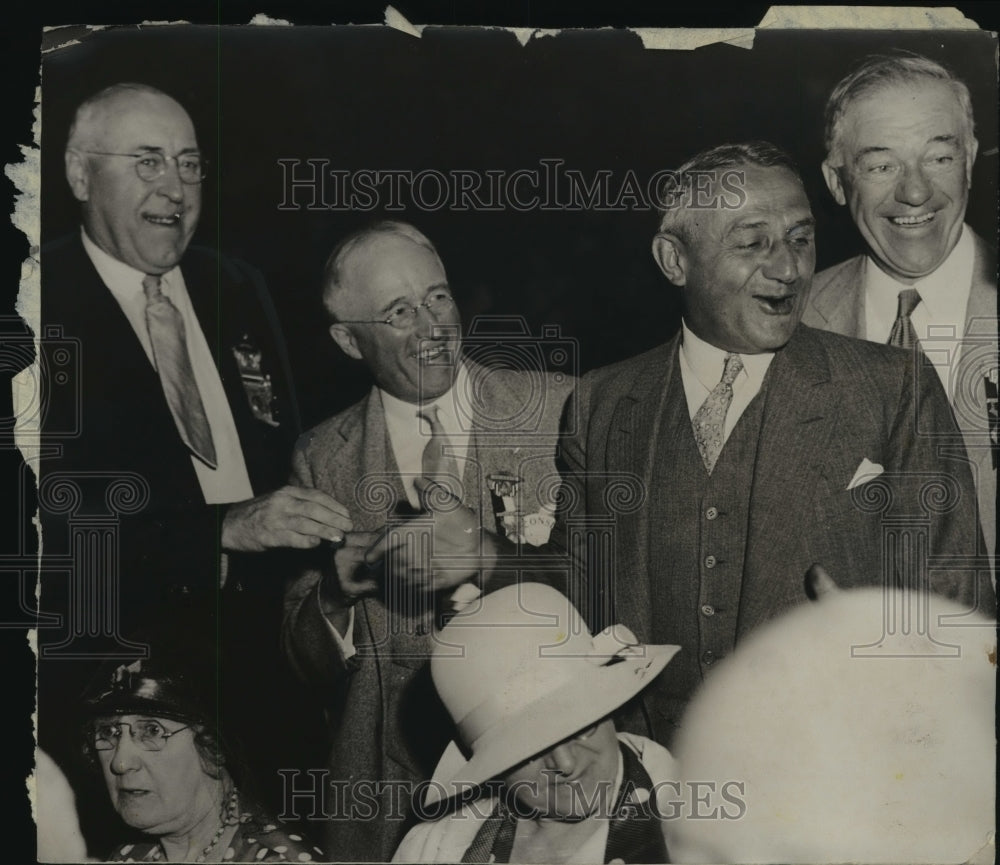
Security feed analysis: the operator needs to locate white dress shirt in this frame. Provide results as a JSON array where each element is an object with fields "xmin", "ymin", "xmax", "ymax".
[
  {"xmin": 678, "ymin": 321, "xmax": 774, "ymax": 445},
  {"xmin": 863, "ymin": 225, "xmax": 974, "ymax": 400},
  {"xmin": 81, "ymin": 229, "xmax": 253, "ymax": 505},
  {"xmin": 380, "ymin": 363, "xmax": 473, "ymax": 509},
  {"xmin": 325, "ymin": 363, "xmax": 475, "ymax": 659}
]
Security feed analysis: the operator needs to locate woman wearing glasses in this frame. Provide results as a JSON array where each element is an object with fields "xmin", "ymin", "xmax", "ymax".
[{"xmin": 82, "ymin": 637, "xmax": 323, "ymax": 863}]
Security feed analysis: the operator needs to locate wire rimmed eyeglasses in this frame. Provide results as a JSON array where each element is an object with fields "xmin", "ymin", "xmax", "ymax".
[
  {"xmin": 336, "ymin": 289, "xmax": 455, "ymax": 330},
  {"xmin": 91, "ymin": 718, "xmax": 193, "ymax": 751},
  {"xmin": 80, "ymin": 150, "xmax": 207, "ymax": 184}
]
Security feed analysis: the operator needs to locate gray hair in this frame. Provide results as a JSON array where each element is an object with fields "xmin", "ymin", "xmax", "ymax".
[
  {"xmin": 321, "ymin": 220, "xmax": 442, "ymax": 321},
  {"xmin": 655, "ymin": 141, "xmax": 801, "ymax": 242},
  {"xmin": 67, "ymin": 82, "xmax": 180, "ymax": 150},
  {"xmin": 824, "ymin": 52, "xmax": 975, "ymax": 164}
]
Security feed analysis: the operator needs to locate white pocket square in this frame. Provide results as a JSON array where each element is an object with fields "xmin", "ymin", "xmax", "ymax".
[{"xmin": 847, "ymin": 458, "xmax": 884, "ymax": 490}]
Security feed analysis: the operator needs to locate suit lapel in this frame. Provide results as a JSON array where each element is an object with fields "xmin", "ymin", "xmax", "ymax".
[
  {"xmin": 463, "ymin": 363, "xmax": 557, "ymax": 531},
  {"xmin": 810, "ymin": 256, "xmax": 866, "ymax": 338},
  {"xmin": 951, "ymin": 236, "xmax": 998, "ymax": 433},
  {"xmin": 55, "ymin": 238, "xmax": 204, "ymax": 496},
  {"xmin": 345, "ymin": 390, "xmax": 411, "ymax": 678},
  {"xmin": 605, "ymin": 338, "xmax": 678, "ymax": 642},
  {"xmin": 342, "ymin": 389, "xmax": 407, "ymax": 531},
  {"xmin": 959, "ymin": 233, "xmax": 998, "ymax": 352},
  {"xmin": 742, "ymin": 328, "xmax": 839, "ymax": 627},
  {"xmin": 181, "ymin": 255, "xmax": 254, "ymax": 445},
  {"xmin": 462, "ymin": 362, "xmax": 499, "ymax": 526}
]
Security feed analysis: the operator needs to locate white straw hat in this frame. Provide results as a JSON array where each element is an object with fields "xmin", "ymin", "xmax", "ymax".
[{"xmin": 424, "ymin": 582, "xmax": 679, "ymax": 807}]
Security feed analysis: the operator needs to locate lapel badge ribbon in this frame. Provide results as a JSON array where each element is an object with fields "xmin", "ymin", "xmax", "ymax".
[{"xmin": 232, "ymin": 334, "xmax": 280, "ymax": 427}]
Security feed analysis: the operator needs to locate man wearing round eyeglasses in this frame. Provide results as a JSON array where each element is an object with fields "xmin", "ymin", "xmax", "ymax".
[
  {"xmin": 282, "ymin": 220, "xmax": 575, "ymax": 861},
  {"xmin": 39, "ymin": 82, "xmax": 348, "ymax": 848}
]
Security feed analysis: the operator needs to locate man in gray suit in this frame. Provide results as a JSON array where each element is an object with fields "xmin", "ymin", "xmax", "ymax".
[
  {"xmin": 281, "ymin": 221, "xmax": 574, "ymax": 861},
  {"xmin": 553, "ymin": 141, "xmax": 993, "ymax": 750},
  {"xmin": 803, "ymin": 53, "xmax": 997, "ymax": 568}
]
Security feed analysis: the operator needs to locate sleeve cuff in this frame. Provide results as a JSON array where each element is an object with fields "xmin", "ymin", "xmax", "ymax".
[{"xmin": 315, "ymin": 579, "xmax": 357, "ymax": 660}]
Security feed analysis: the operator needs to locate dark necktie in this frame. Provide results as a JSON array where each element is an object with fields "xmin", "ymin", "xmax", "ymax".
[
  {"xmin": 692, "ymin": 352, "xmax": 744, "ymax": 474},
  {"xmin": 418, "ymin": 404, "xmax": 461, "ymax": 497},
  {"xmin": 887, "ymin": 288, "xmax": 922, "ymax": 350},
  {"xmin": 143, "ymin": 274, "xmax": 217, "ymax": 468}
]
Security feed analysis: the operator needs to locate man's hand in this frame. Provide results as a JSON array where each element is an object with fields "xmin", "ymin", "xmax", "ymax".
[
  {"xmin": 222, "ymin": 485, "xmax": 354, "ymax": 552},
  {"xmin": 323, "ymin": 531, "xmax": 384, "ymax": 607},
  {"xmin": 364, "ymin": 476, "xmax": 498, "ymax": 593}
]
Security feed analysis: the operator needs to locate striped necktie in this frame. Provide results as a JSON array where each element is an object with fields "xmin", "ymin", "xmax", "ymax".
[
  {"xmin": 887, "ymin": 288, "xmax": 921, "ymax": 350},
  {"xmin": 143, "ymin": 274, "xmax": 217, "ymax": 468},
  {"xmin": 417, "ymin": 404, "xmax": 461, "ymax": 498}
]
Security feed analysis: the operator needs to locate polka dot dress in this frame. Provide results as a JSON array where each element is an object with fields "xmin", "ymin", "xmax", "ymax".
[{"xmin": 108, "ymin": 809, "xmax": 324, "ymax": 862}]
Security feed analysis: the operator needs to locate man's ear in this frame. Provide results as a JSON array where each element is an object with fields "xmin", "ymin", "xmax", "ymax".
[
  {"xmin": 65, "ymin": 150, "xmax": 90, "ymax": 202},
  {"xmin": 652, "ymin": 232, "xmax": 687, "ymax": 286},
  {"xmin": 821, "ymin": 160, "xmax": 847, "ymax": 206},
  {"xmin": 965, "ymin": 135, "xmax": 979, "ymax": 188},
  {"xmin": 329, "ymin": 323, "xmax": 362, "ymax": 360}
]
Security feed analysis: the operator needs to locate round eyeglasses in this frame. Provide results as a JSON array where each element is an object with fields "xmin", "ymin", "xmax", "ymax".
[
  {"xmin": 91, "ymin": 719, "xmax": 192, "ymax": 751},
  {"xmin": 336, "ymin": 290, "xmax": 455, "ymax": 330},
  {"xmin": 81, "ymin": 150, "xmax": 207, "ymax": 185}
]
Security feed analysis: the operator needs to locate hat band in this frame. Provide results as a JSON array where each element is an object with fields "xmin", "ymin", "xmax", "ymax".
[{"xmin": 455, "ymin": 633, "xmax": 645, "ymax": 750}]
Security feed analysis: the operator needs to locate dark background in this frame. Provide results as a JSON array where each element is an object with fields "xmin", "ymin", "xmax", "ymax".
[
  {"xmin": 37, "ymin": 19, "xmax": 999, "ymax": 425},
  {"xmin": 5, "ymin": 3, "xmax": 998, "ymax": 862}
]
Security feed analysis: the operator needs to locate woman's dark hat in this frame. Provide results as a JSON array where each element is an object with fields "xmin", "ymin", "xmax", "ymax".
[{"xmin": 82, "ymin": 623, "xmax": 220, "ymax": 726}]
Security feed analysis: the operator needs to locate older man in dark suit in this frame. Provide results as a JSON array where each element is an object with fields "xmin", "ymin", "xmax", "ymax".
[
  {"xmin": 282, "ymin": 221, "xmax": 574, "ymax": 861},
  {"xmin": 803, "ymin": 53, "xmax": 997, "ymax": 570},
  {"xmin": 39, "ymin": 82, "xmax": 349, "ymax": 849},
  {"xmin": 551, "ymin": 141, "xmax": 994, "ymax": 750}
]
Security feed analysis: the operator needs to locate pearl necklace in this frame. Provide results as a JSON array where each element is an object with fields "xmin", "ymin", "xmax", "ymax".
[{"xmin": 194, "ymin": 788, "xmax": 240, "ymax": 863}]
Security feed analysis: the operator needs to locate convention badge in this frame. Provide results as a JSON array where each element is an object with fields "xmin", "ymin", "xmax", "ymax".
[
  {"xmin": 520, "ymin": 504, "xmax": 557, "ymax": 546},
  {"xmin": 986, "ymin": 367, "xmax": 998, "ymax": 469},
  {"xmin": 486, "ymin": 471, "xmax": 521, "ymax": 499},
  {"xmin": 486, "ymin": 472, "xmax": 522, "ymax": 539},
  {"xmin": 232, "ymin": 334, "xmax": 280, "ymax": 427}
]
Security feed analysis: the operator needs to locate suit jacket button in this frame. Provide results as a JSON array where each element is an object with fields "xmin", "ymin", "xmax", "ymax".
[
  {"xmin": 704, "ymin": 555, "xmax": 717, "ymax": 569},
  {"xmin": 700, "ymin": 604, "xmax": 715, "ymax": 617},
  {"xmin": 705, "ymin": 506, "xmax": 719, "ymax": 520},
  {"xmin": 702, "ymin": 650, "xmax": 716, "ymax": 665}
]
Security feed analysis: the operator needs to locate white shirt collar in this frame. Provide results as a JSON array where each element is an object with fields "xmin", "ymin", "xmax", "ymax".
[
  {"xmin": 679, "ymin": 320, "xmax": 774, "ymax": 393},
  {"xmin": 378, "ymin": 363, "xmax": 470, "ymax": 509},
  {"xmin": 865, "ymin": 224, "xmax": 975, "ymax": 327},
  {"xmin": 378, "ymin": 361, "xmax": 468, "ymax": 431},
  {"xmin": 80, "ymin": 226, "xmax": 181, "ymax": 298}
]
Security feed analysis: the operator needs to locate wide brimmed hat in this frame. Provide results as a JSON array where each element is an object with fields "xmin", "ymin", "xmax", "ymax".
[{"xmin": 424, "ymin": 582, "xmax": 679, "ymax": 807}]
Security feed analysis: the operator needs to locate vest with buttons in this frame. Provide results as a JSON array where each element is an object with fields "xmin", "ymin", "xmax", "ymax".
[{"xmin": 643, "ymin": 363, "xmax": 768, "ymax": 743}]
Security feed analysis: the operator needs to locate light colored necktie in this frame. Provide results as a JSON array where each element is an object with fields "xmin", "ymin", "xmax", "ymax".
[
  {"xmin": 417, "ymin": 404, "xmax": 461, "ymax": 497},
  {"xmin": 887, "ymin": 288, "xmax": 922, "ymax": 350},
  {"xmin": 692, "ymin": 352, "xmax": 744, "ymax": 474},
  {"xmin": 143, "ymin": 274, "xmax": 217, "ymax": 468}
]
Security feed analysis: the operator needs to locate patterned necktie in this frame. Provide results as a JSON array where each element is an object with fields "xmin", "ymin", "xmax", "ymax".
[
  {"xmin": 143, "ymin": 274, "xmax": 217, "ymax": 468},
  {"xmin": 887, "ymin": 288, "xmax": 922, "ymax": 350},
  {"xmin": 418, "ymin": 404, "xmax": 461, "ymax": 497},
  {"xmin": 692, "ymin": 352, "xmax": 744, "ymax": 474}
]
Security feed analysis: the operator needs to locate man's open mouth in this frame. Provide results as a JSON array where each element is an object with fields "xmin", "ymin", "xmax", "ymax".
[{"xmin": 754, "ymin": 295, "xmax": 796, "ymax": 314}]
